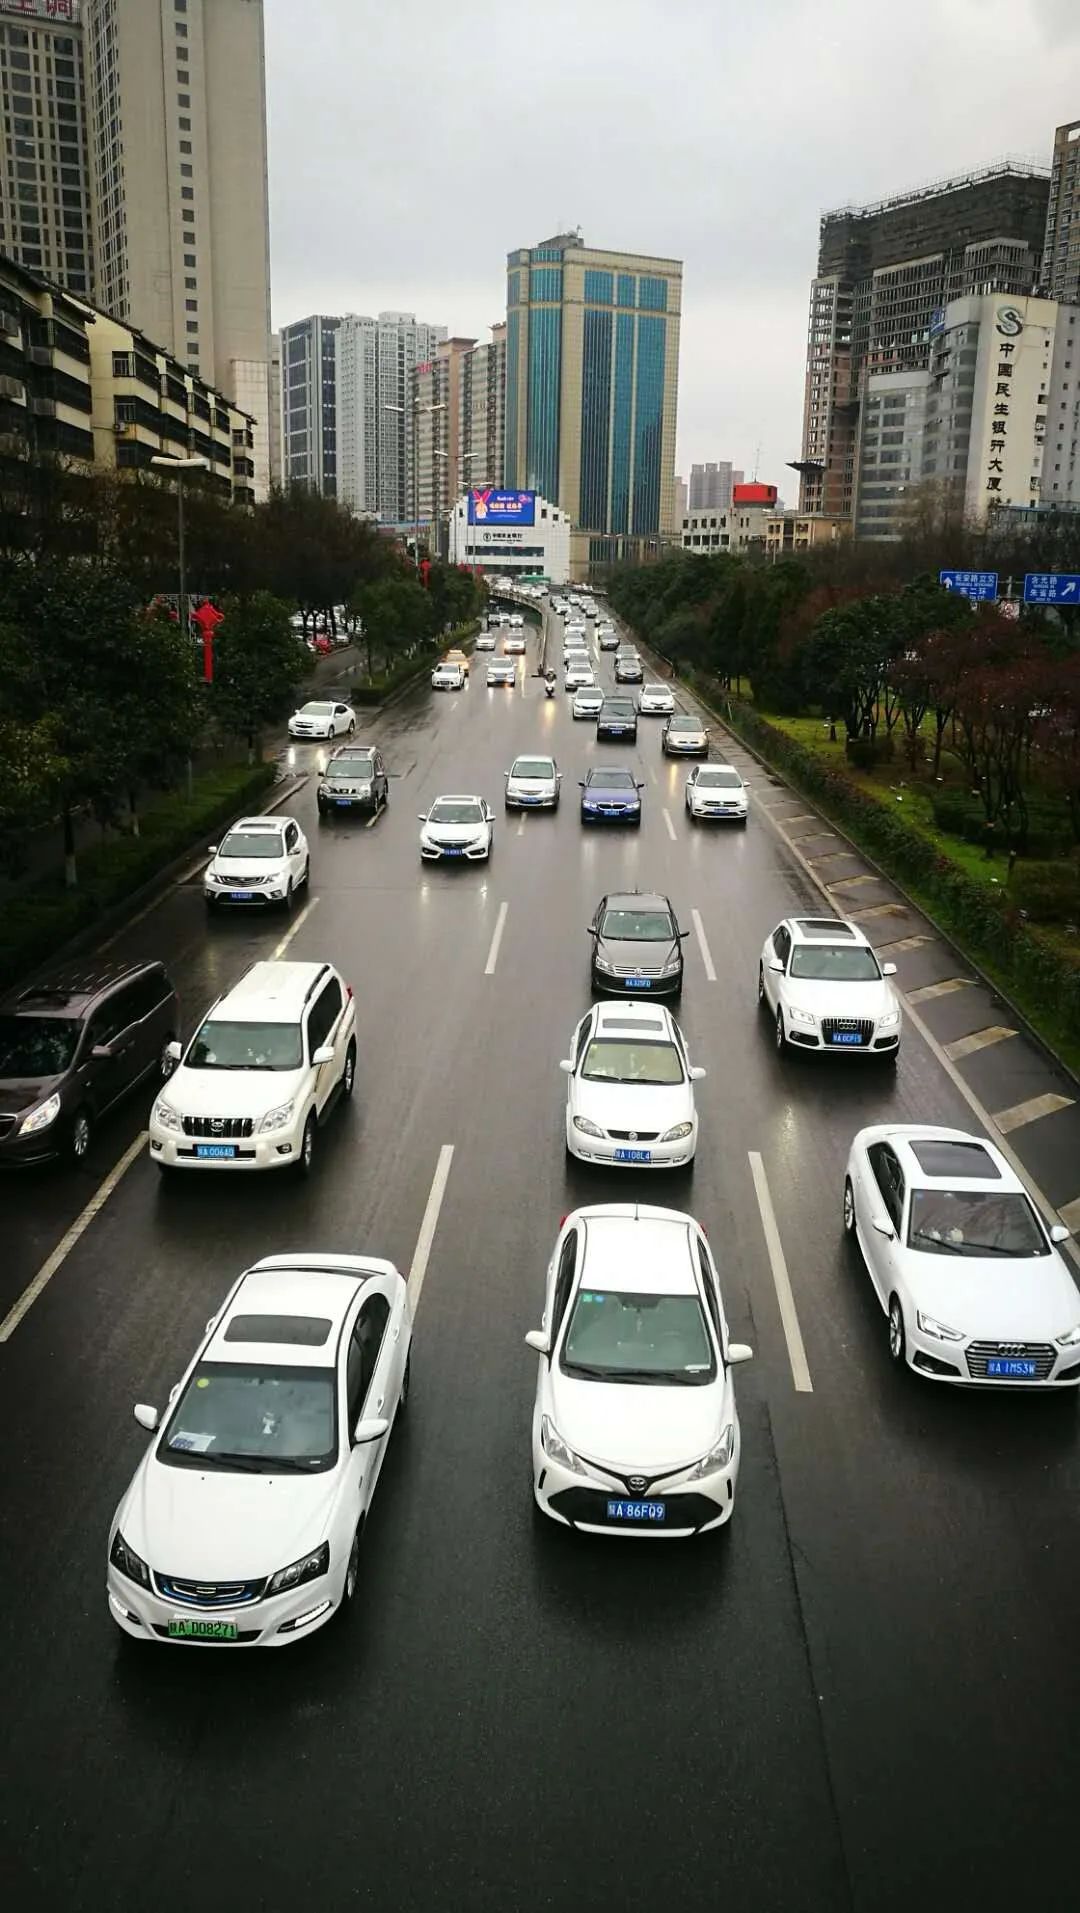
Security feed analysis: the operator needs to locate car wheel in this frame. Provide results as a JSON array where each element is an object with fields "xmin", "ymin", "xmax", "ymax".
[
  {"xmin": 757, "ymin": 963, "xmax": 766, "ymax": 1009},
  {"xmin": 297, "ymin": 1113, "xmax": 316, "ymax": 1177},
  {"xmin": 397, "ymin": 1350, "xmax": 411, "ymax": 1415},
  {"xmin": 69, "ymin": 1108, "xmax": 92, "ymax": 1163},
  {"xmin": 283, "ymin": 880, "xmax": 294, "ymax": 913},
  {"xmin": 775, "ymin": 1007, "xmax": 787, "ymax": 1054},
  {"xmin": 317, "ymin": 800, "xmax": 329, "ymax": 819},
  {"xmin": 843, "ymin": 1176, "xmax": 857, "ymax": 1237},
  {"xmin": 888, "ymin": 1295, "xmax": 906, "ymax": 1366},
  {"xmin": 342, "ymin": 1520, "xmax": 364, "ymax": 1608},
  {"xmin": 341, "ymin": 1042, "xmax": 356, "ymax": 1100},
  {"xmin": 347, "ymin": 719, "xmax": 356, "ymax": 736},
  {"xmin": 159, "ymin": 1037, "xmax": 177, "ymax": 1080}
]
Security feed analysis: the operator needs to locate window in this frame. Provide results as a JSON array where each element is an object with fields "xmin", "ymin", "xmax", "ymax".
[
  {"xmin": 182, "ymin": 209, "xmax": 194, "ymax": 223},
  {"xmin": 186, "ymin": 320, "xmax": 198, "ymax": 333},
  {"xmin": 307, "ymin": 977, "xmax": 343, "ymax": 1056},
  {"xmin": 177, "ymin": 70, "xmax": 189, "ymax": 85},
  {"xmin": 184, "ymin": 252, "xmax": 196, "ymax": 267},
  {"xmin": 551, "ymin": 1231, "xmax": 578, "ymax": 1339},
  {"xmin": 178, "ymin": 93, "xmax": 190, "ymax": 107},
  {"xmin": 180, "ymin": 163, "xmax": 193, "ymax": 177},
  {"xmin": 180, "ymin": 140, "xmax": 192, "ymax": 154},
  {"xmin": 185, "ymin": 298, "xmax": 197, "ymax": 311},
  {"xmin": 185, "ymin": 276, "xmax": 197, "ymax": 291},
  {"xmin": 179, "ymin": 117, "xmax": 191, "ymax": 131},
  {"xmin": 176, "ymin": 20, "xmax": 188, "ymax": 34},
  {"xmin": 181, "ymin": 186, "xmax": 193, "ymax": 200}
]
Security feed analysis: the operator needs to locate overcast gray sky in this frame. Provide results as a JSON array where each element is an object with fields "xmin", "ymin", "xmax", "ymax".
[{"xmin": 265, "ymin": 0, "xmax": 1080, "ymax": 495}]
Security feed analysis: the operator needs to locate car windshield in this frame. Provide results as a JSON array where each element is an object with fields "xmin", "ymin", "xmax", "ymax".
[
  {"xmin": 668, "ymin": 718, "xmax": 698, "ymax": 731},
  {"xmin": 587, "ymin": 770, "xmax": 635, "ymax": 790},
  {"xmin": 601, "ymin": 909, "xmax": 673, "ymax": 941},
  {"xmin": 601, "ymin": 700, "xmax": 635, "ymax": 715},
  {"xmin": 789, "ymin": 945, "xmax": 880, "ymax": 981},
  {"xmin": 330, "ymin": 755, "xmax": 374, "ymax": 777},
  {"xmin": 512, "ymin": 760, "xmax": 554, "ymax": 778},
  {"xmin": 561, "ymin": 1289, "xmax": 715, "ymax": 1384},
  {"xmin": 299, "ymin": 703, "xmax": 333, "ymax": 716},
  {"xmin": 581, "ymin": 1039, "xmax": 684, "ymax": 1085},
  {"xmin": 0, "ymin": 1013, "xmax": 80, "ymax": 1077},
  {"xmin": 907, "ymin": 1190, "xmax": 1049, "ymax": 1258},
  {"xmin": 159, "ymin": 1362, "xmax": 337, "ymax": 1472},
  {"xmin": 429, "ymin": 800, "xmax": 484, "ymax": 824},
  {"xmin": 186, "ymin": 1019, "xmax": 302, "ymax": 1071},
  {"xmin": 697, "ymin": 769, "xmax": 742, "ymax": 788},
  {"xmin": 218, "ymin": 831, "xmax": 284, "ymax": 860}
]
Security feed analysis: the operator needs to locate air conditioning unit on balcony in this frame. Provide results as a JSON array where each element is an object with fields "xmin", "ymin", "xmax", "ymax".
[
  {"xmin": 114, "ymin": 421, "xmax": 135, "ymax": 437},
  {"xmin": 29, "ymin": 397, "xmax": 55, "ymax": 417},
  {"xmin": 0, "ymin": 310, "xmax": 21, "ymax": 338},
  {"xmin": 27, "ymin": 345, "xmax": 52, "ymax": 365},
  {"xmin": 0, "ymin": 375, "xmax": 25, "ymax": 401}
]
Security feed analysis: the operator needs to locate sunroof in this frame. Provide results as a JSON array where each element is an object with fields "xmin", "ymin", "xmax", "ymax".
[
  {"xmin": 909, "ymin": 1140, "xmax": 1001, "ymax": 1180},
  {"xmin": 224, "ymin": 1314, "xmax": 332, "ymax": 1346},
  {"xmin": 797, "ymin": 919, "xmax": 855, "ymax": 937},
  {"xmin": 604, "ymin": 1018, "xmax": 665, "ymax": 1032}
]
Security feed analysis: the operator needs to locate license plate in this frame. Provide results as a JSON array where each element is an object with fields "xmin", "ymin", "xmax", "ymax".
[
  {"xmin": 625, "ymin": 977, "xmax": 653, "ymax": 990},
  {"xmin": 830, "ymin": 1031, "xmax": 863, "ymax": 1046},
  {"xmin": 228, "ymin": 891, "xmax": 254, "ymax": 902},
  {"xmin": 334, "ymin": 798, "xmax": 353, "ymax": 807},
  {"xmin": 167, "ymin": 1617, "xmax": 239, "ymax": 1641},
  {"xmin": 986, "ymin": 1357, "xmax": 1038, "ymax": 1378},
  {"xmin": 615, "ymin": 1148, "xmax": 652, "ymax": 1163},
  {"xmin": 606, "ymin": 1500, "xmax": 666, "ymax": 1523},
  {"xmin": 195, "ymin": 1143, "xmax": 237, "ymax": 1159},
  {"xmin": 441, "ymin": 848, "xmax": 465, "ymax": 857},
  {"xmin": 520, "ymin": 796, "xmax": 539, "ymax": 804}
]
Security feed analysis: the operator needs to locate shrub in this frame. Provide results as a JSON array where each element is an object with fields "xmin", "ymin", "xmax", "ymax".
[
  {"xmin": 845, "ymin": 735, "xmax": 895, "ymax": 769},
  {"xmin": 1007, "ymin": 860, "xmax": 1080, "ymax": 925}
]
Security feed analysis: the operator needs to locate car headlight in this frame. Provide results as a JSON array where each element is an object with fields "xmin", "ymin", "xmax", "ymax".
[
  {"xmin": 628, "ymin": 798, "xmax": 641, "ymax": 810},
  {"xmin": 205, "ymin": 870, "xmax": 223, "ymax": 886},
  {"xmin": 573, "ymin": 1115, "xmax": 605, "ymax": 1138},
  {"xmin": 583, "ymin": 800, "xmax": 599, "ymax": 810},
  {"xmin": 690, "ymin": 1425, "xmax": 735, "ymax": 1478},
  {"xmin": 878, "ymin": 1010, "xmax": 901, "ymax": 1028},
  {"xmin": 594, "ymin": 953, "xmax": 614, "ymax": 972},
  {"xmin": 789, "ymin": 1006, "xmax": 817, "ymax": 1026},
  {"xmin": 1055, "ymin": 1323, "xmax": 1080, "ymax": 1347},
  {"xmin": 258, "ymin": 1100, "xmax": 294, "ymax": 1134},
  {"xmin": 19, "ymin": 1091, "xmax": 62, "ymax": 1135},
  {"xmin": 541, "ymin": 1415, "xmax": 585, "ymax": 1475},
  {"xmin": 267, "ymin": 1541, "xmax": 330, "ymax": 1596},
  {"xmin": 660, "ymin": 1121, "xmax": 694, "ymax": 1143},
  {"xmin": 110, "ymin": 1528, "xmax": 150, "ymax": 1588},
  {"xmin": 152, "ymin": 1098, "xmax": 181, "ymax": 1132},
  {"xmin": 917, "ymin": 1311, "xmax": 964, "ymax": 1342},
  {"xmin": 660, "ymin": 956, "xmax": 682, "ymax": 976}
]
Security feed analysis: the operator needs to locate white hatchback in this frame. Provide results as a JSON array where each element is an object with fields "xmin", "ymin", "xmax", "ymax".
[
  {"xmin": 418, "ymin": 794, "xmax": 493, "ymax": 862},
  {"xmin": 525, "ymin": 1206, "xmax": 752, "ymax": 1536},
  {"xmin": 204, "ymin": 816, "xmax": 310, "ymax": 912},
  {"xmin": 107, "ymin": 1254, "xmax": 411, "ymax": 1647},
  {"xmin": 561, "ymin": 1001, "xmax": 704, "ymax": 1168},
  {"xmin": 288, "ymin": 700, "xmax": 356, "ymax": 741},
  {"xmin": 760, "ymin": 916, "xmax": 901, "ymax": 1060}
]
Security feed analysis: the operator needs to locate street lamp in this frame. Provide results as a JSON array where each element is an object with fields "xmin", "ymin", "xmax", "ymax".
[
  {"xmin": 384, "ymin": 398, "xmax": 445, "ymax": 559},
  {"xmin": 152, "ymin": 454, "xmax": 207, "ymax": 800}
]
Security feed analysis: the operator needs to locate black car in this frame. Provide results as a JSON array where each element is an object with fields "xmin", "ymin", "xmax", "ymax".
[
  {"xmin": 614, "ymin": 654, "xmax": 644, "ymax": 684},
  {"xmin": 317, "ymin": 744, "xmax": 389, "ymax": 816},
  {"xmin": 0, "ymin": 962, "xmax": 179, "ymax": 1165},
  {"xmin": 596, "ymin": 695, "xmax": 638, "ymax": 742},
  {"xmin": 588, "ymin": 891, "xmax": 687, "ymax": 997}
]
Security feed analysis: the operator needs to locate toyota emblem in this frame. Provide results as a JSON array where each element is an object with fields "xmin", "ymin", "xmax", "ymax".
[
  {"xmin": 628, "ymin": 1475, "xmax": 647, "ymax": 1493},
  {"xmin": 210, "ymin": 1119, "xmax": 224, "ymax": 1135}
]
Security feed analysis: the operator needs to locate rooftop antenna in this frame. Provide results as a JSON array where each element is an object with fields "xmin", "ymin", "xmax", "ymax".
[{"xmin": 752, "ymin": 442, "xmax": 761, "ymax": 481}]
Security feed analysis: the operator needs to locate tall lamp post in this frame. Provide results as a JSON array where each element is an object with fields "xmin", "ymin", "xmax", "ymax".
[
  {"xmin": 437, "ymin": 447, "xmax": 479, "ymax": 567},
  {"xmin": 152, "ymin": 454, "xmax": 207, "ymax": 798},
  {"xmin": 384, "ymin": 398, "xmax": 444, "ymax": 563}
]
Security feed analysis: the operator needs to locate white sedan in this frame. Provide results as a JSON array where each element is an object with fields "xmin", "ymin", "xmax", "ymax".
[
  {"xmin": 503, "ymin": 634, "xmax": 527, "ymax": 655},
  {"xmin": 565, "ymin": 662, "xmax": 596, "ymax": 691},
  {"xmin": 475, "ymin": 633, "xmax": 497, "ymax": 651},
  {"xmin": 843, "ymin": 1125, "xmax": 1080, "ymax": 1387},
  {"xmin": 561, "ymin": 1001, "xmax": 704, "ymax": 1168},
  {"xmin": 288, "ymin": 700, "xmax": 356, "ymax": 741},
  {"xmin": 505, "ymin": 754, "xmax": 560, "ymax": 810},
  {"xmin": 638, "ymin": 683, "xmax": 675, "ymax": 716},
  {"xmin": 685, "ymin": 763, "xmax": 748, "ymax": 824},
  {"xmin": 106, "ymin": 1254, "xmax": 412, "ymax": 1647},
  {"xmin": 486, "ymin": 659, "xmax": 517, "ymax": 687},
  {"xmin": 525, "ymin": 1205, "xmax": 752, "ymax": 1536},
  {"xmin": 418, "ymin": 793, "xmax": 493, "ymax": 862},
  {"xmin": 573, "ymin": 686, "xmax": 605, "ymax": 720},
  {"xmin": 431, "ymin": 662, "xmax": 465, "ymax": 691}
]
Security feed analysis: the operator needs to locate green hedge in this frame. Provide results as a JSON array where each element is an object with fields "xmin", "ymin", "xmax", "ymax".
[
  {"xmin": 0, "ymin": 761, "xmax": 276, "ymax": 993},
  {"xmin": 1008, "ymin": 860, "xmax": 1080, "ymax": 925},
  {"xmin": 349, "ymin": 620, "xmax": 481, "ymax": 705},
  {"xmin": 718, "ymin": 697, "xmax": 1080, "ymax": 1056}
]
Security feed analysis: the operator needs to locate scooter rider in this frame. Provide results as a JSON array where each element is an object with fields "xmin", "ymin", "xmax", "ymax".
[{"xmin": 544, "ymin": 669, "xmax": 557, "ymax": 698}]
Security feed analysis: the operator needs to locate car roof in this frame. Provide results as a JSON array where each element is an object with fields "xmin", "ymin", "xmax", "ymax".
[
  {"xmin": 667, "ymin": 713, "xmax": 701, "ymax": 724},
  {"xmin": 878, "ymin": 1127, "xmax": 1015, "ymax": 1189},
  {"xmin": 577, "ymin": 1208, "xmax": 699, "ymax": 1297},
  {"xmin": 329, "ymin": 743, "xmax": 374, "ymax": 757},
  {"xmin": 602, "ymin": 890, "xmax": 671, "ymax": 913},
  {"xmin": 788, "ymin": 916, "xmax": 867, "ymax": 945},
  {"xmin": 212, "ymin": 959, "xmax": 330, "ymax": 1024},
  {"xmin": 227, "ymin": 815, "xmax": 288, "ymax": 834},
  {"xmin": 10, "ymin": 959, "xmax": 168, "ymax": 1019},
  {"xmin": 585, "ymin": 765, "xmax": 636, "ymax": 780},
  {"xmin": 431, "ymin": 792, "xmax": 485, "ymax": 804},
  {"xmin": 593, "ymin": 1001, "xmax": 674, "ymax": 1040},
  {"xmin": 205, "ymin": 1263, "xmax": 377, "ymax": 1366}
]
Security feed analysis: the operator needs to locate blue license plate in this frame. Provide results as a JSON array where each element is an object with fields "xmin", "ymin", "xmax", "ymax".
[
  {"xmin": 615, "ymin": 1148, "xmax": 652, "ymax": 1163},
  {"xmin": 334, "ymin": 799, "xmax": 353, "ymax": 808},
  {"xmin": 195, "ymin": 1143, "xmax": 237, "ymax": 1160},
  {"xmin": 830, "ymin": 1031, "xmax": 863, "ymax": 1045},
  {"xmin": 625, "ymin": 977, "xmax": 652, "ymax": 990},
  {"xmin": 986, "ymin": 1357, "xmax": 1038, "ymax": 1378},
  {"xmin": 520, "ymin": 796, "xmax": 539, "ymax": 804},
  {"xmin": 606, "ymin": 1500, "xmax": 666, "ymax": 1523},
  {"xmin": 442, "ymin": 848, "xmax": 464, "ymax": 857},
  {"xmin": 228, "ymin": 891, "xmax": 254, "ymax": 902}
]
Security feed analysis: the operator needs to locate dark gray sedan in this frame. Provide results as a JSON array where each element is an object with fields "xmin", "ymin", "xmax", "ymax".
[{"xmin": 588, "ymin": 891, "xmax": 687, "ymax": 997}]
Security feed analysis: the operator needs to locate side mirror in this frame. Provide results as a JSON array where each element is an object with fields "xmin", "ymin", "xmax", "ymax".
[
  {"xmin": 353, "ymin": 1416, "xmax": 390, "ymax": 1444},
  {"xmin": 559, "ymin": 1058, "xmax": 574, "ymax": 1074},
  {"xmin": 689, "ymin": 1065, "xmax": 707, "ymax": 1081},
  {"xmin": 91, "ymin": 1043, "xmax": 114, "ymax": 1061},
  {"xmin": 726, "ymin": 1343, "xmax": 753, "ymax": 1366},
  {"xmin": 1050, "ymin": 1223, "xmax": 1071, "ymax": 1243},
  {"xmin": 871, "ymin": 1215, "xmax": 895, "ymax": 1240},
  {"xmin": 312, "ymin": 1044, "xmax": 335, "ymax": 1066},
  {"xmin": 881, "ymin": 962, "xmax": 898, "ymax": 977},
  {"xmin": 207, "ymin": 844, "xmax": 218, "ymax": 855},
  {"xmin": 417, "ymin": 813, "xmax": 428, "ymax": 822},
  {"xmin": 637, "ymin": 781, "xmax": 645, "ymax": 790},
  {"xmin": 133, "ymin": 1403, "xmax": 159, "ymax": 1432},
  {"xmin": 503, "ymin": 770, "xmax": 510, "ymax": 778},
  {"xmin": 524, "ymin": 1329, "xmax": 551, "ymax": 1356},
  {"xmin": 578, "ymin": 780, "xmax": 586, "ymax": 788},
  {"xmin": 769, "ymin": 957, "xmax": 785, "ymax": 974},
  {"xmin": 166, "ymin": 1040, "xmax": 183, "ymax": 1062},
  {"xmin": 678, "ymin": 928, "xmax": 690, "ymax": 940}
]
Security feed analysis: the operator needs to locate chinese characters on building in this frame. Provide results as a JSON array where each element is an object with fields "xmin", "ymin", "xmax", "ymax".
[
  {"xmin": 0, "ymin": 0, "xmax": 77, "ymax": 21},
  {"xmin": 986, "ymin": 340, "xmax": 1014, "ymax": 503}
]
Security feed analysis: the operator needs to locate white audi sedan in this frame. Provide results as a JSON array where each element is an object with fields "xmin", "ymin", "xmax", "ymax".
[
  {"xmin": 525, "ymin": 1206, "xmax": 752, "ymax": 1536},
  {"xmin": 638, "ymin": 683, "xmax": 675, "ymax": 716},
  {"xmin": 288, "ymin": 700, "xmax": 356, "ymax": 741},
  {"xmin": 560, "ymin": 1001, "xmax": 704, "ymax": 1169},
  {"xmin": 505, "ymin": 754, "xmax": 560, "ymax": 810},
  {"xmin": 759, "ymin": 916, "xmax": 901, "ymax": 1060},
  {"xmin": 843, "ymin": 1125, "xmax": 1080, "ymax": 1387},
  {"xmin": 106, "ymin": 1254, "xmax": 411, "ymax": 1646},
  {"xmin": 686, "ymin": 763, "xmax": 749, "ymax": 824},
  {"xmin": 573, "ymin": 686, "xmax": 605, "ymax": 721},
  {"xmin": 418, "ymin": 794, "xmax": 493, "ymax": 862}
]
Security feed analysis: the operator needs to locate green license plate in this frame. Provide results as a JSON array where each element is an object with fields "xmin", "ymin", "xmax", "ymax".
[{"xmin": 167, "ymin": 1617, "xmax": 238, "ymax": 1641}]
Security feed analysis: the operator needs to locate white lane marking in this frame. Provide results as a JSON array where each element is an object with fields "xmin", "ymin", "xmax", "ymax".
[
  {"xmin": 943, "ymin": 1025, "xmax": 1016, "ymax": 1062},
  {"xmin": 647, "ymin": 761, "xmax": 659, "ymax": 786},
  {"xmin": 691, "ymin": 907, "xmax": 716, "ymax": 982},
  {"xmin": 0, "ymin": 1131, "xmax": 147, "ymax": 1343},
  {"xmin": 748, "ymin": 1152, "xmax": 813, "ymax": 1394},
  {"xmin": 993, "ymin": 1091, "xmax": 1074, "ymax": 1136},
  {"xmin": 906, "ymin": 977, "xmax": 972, "ymax": 1005},
  {"xmin": 485, "ymin": 901, "xmax": 509, "ymax": 976},
  {"xmin": 407, "ymin": 1144, "xmax": 454, "ymax": 1311},
  {"xmin": 662, "ymin": 808, "xmax": 677, "ymax": 842},
  {"xmin": 517, "ymin": 814, "xmax": 525, "ymax": 835},
  {"xmin": 271, "ymin": 895, "xmax": 319, "ymax": 960}
]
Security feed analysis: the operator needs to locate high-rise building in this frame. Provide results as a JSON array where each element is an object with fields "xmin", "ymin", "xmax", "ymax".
[
  {"xmin": 268, "ymin": 331, "xmax": 281, "ymax": 488},
  {"xmin": 504, "ymin": 232, "xmax": 682, "ymax": 556},
  {"xmin": 82, "ymin": 0, "xmax": 272, "ymax": 496},
  {"xmin": 279, "ymin": 315, "xmax": 341, "ymax": 496},
  {"xmin": 335, "ymin": 313, "xmax": 376, "ymax": 518},
  {"xmin": 688, "ymin": 462, "xmax": 742, "ymax": 511},
  {"xmin": 674, "ymin": 474, "xmax": 688, "ymax": 524},
  {"xmin": 414, "ymin": 336, "xmax": 475, "ymax": 546},
  {"xmin": 796, "ymin": 160, "xmax": 1050, "ymax": 524},
  {"xmin": 462, "ymin": 321, "xmax": 506, "ymax": 492},
  {"xmin": 0, "ymin": 0, "xmax": 92, "ymax": 295},
  {"xmin": 1042, "ymin": 121, "xmax": 1080, "ymax": 307},
  {"xmin": 335, "ymin": 310, "xmax": 445, "ymax": 522}
]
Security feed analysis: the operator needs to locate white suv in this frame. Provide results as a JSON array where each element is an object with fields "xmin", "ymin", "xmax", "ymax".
[
  {"xmin": 204, "ymin": 816, "xmax": 309, "ymax": 911},
  {"xmin": 150, "ymin": 960, "xmax": 357, "ymax": 1175},
  {"xmin": 759, "ymin": 916, "xmax": 901, "ymax": 1060}
]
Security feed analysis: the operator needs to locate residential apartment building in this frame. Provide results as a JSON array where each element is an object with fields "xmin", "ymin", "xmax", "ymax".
[
  {"xmin": 1042, "ymin": 120, "xmax": 1080, "ymax": 307},
  {"xmin": 0, "ymin": 0, "xmax": 92, "ymax": 294},
  {"xmin": 279, "ymin": 314, "xmax": 340, "ymax": 496},
  {"xmin": 0, "ymin": 249, "xmax": 255, "ymax": 500},
  {"xmin": 1045, "ymin": 303, "xmax": 1080, "ymax": 508},
  {"xmin": 688, "ymin": 460, "xmax": 742, "ymax": 510},
  {"xmin": 796, "ymin": 160, "xmax": 1049, "ymax": 524},
  {"xmin": 82, "ymin": 0, "xmax": 272, "ymax": 497},
  {"xmin": 462, "ymin": 320, "xmax": 505, "ymax": 491},
  {"xmin": 334, "ymin": 309, "xmax": 445, "ymax": 523},
  {"xmin": 414, "ymin": 335, "xmax": 474, "ymax": 541},
  {"xmin": 505, "ymin": 231, "xmax": 682, "ymax": 559},
  {"xmin": 673, "ymin": 473, "xmax": 687, "ymax": 523}
]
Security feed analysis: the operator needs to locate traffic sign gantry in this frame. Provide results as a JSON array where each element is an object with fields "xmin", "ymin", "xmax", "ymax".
[
  {"xmin": 939, "ymin": 570, "xmax": 998, "ymax": 601},
  {"xmin": 1023, "ymin": 573, "xmax": 1080, "ymax": 605}
]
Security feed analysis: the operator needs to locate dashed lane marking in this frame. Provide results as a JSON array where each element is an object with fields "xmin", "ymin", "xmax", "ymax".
[
  {"xmin": 662, "ymin": 809, "xmax": 677, "ymax": 842},
  {"xmin": 407, "ymin": 1145, "xmax": 455, "ymax": 1313},
  {"xmin": 484, "ymin": 902, "xmax": 509, "ymax": 976},
  {"xmin": 906, "ymin": 977, "xmax": 973, "ymax": 1005},
  {"xmin": 748, "ymin": 1152, "xmax": 813, "ymax": 1394},
  {"xmin": 271, "ymin": 895, "xmax": 319, "ymax": 960},
  {"xmin": 993, "ymin": 1092, "xmax": 1075, "ymax": 1136},
  {"xmin": 691, "ymin": 908, "xmax": 716, "ymax": 982},
  {"xmin": 943, "ymin": 1025, "xmax": 1017, "ymax": 1062}
]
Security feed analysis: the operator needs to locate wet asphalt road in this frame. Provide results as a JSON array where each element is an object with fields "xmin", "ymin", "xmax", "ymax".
[{"xmin": 2, "ymin": 609, "xmax": 1079, "ymax": 1913}]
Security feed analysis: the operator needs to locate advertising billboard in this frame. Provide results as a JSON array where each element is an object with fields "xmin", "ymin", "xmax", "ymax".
[
  {"xmin": 732, "ymin": 482, "xmax": 777, "ymax": 506},
  {"xmin": 0, "ymin": 1, "xmax": 80, "ymax": 20},
  {"xmin": 468, "ymin": 488, "xmax": 536, "ymax": 527}
]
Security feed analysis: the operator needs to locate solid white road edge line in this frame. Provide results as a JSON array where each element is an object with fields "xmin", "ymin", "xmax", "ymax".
[
  {"xmin": 662, "ymin": 808, "xmax": 677, "ymax": 842},
  {"xmin": 0, "ymin": 1130, "xmax": 148, "ymax": 1343},
  {"xmin": 748, "ymin": 1151, "xmax": 814, "ymax": 1394},
  {"xmin": 691, "ymin": 907, "xmax": 717, "ymax": 983},
  {"xmin": 407, "ymin": 1144, "xmax": 455, "ymax": 1311},
  {"xmin": 271, "ymin": 895, "xmax": 319, "ymax": 960},
  {"xmin": 485, "ymin": 902, "xmax": 509, "ymax": 976}
]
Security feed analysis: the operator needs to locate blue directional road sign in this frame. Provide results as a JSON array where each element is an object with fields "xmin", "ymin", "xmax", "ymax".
[
  {"xmin": 939, "ymin": 570, "xmax": 998, "ymax": 601},
  {"xmin": 1023, "ymin": 572, "xmax": 1080, "ymax": 605}
]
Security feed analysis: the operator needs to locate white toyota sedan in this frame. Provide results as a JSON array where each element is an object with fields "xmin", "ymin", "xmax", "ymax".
[
  {"xmin": 525, "ymin": 1206, "xmax": 752, "ymax": 1536},
  {"xmin": 288, "ymin": 700, "xmax": 356, "ymax": 741},
  {"xmin": 505, "ymin": 754, "xmax": 560, "ymax": 810},
  {"xmin": 560, "ymin": 1001, "xmax": 704, "ymax": 1169},
  {"xmin": 638, "ymin": 683, "xmax": 675, "ymax": 716},
  {"xmin": 419, "ymin": 794, "xmax": 493, "ymax": 861},
  {"xmin": 685, "ymin": 763, "xmax": 749, "ymax": 824},
  {"xmin": 759, "ymin": 916, "xmax": 901, "ymax": 1060},
  {"xmin": 843, "ymin": 1125, "xmax": 1080, "ymax": 1387},
  {"xmin": 106, "ymin": 1254, "xmax": 411, "ymax": 1646},
  {"xmin": 475, "ymin": 633, "xmax": 497, "ymax": 652}
]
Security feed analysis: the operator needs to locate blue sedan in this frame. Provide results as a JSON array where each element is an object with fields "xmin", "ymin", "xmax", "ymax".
[{"xmin": 579, "ymin": 767, "xmax": 644, "ymax": 827}]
